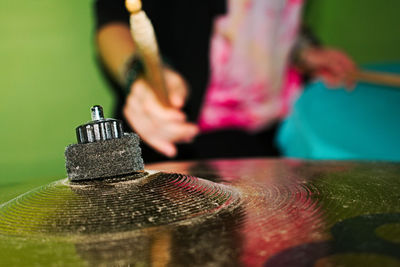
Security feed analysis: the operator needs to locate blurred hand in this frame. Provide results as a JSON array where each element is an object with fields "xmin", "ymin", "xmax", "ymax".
[
  {"xmin": 123, "ymin": 68, "xmax": 199, "ymax": 157},
  {"xmin": 302, "ymin": 47, "xmax": 357, "ymax": 89}
]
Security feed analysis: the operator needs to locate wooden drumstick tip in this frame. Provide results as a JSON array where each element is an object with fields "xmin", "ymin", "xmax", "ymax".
[{"xmin": 125, "ymin": 0, "xmax": 142, "ymax": 14}]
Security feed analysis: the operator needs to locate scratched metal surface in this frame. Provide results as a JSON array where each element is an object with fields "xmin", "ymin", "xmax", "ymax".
[{"xmin": 0, "ymin": 159, "xmax": 399, "ymax": 266}]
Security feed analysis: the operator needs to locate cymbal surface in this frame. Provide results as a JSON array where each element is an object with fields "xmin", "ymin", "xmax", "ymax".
[
  {"xmin": 0, "ymin": 171, "xmax": 240, "ymax": 236},
  {"xmin": 0, "ymin": 159, "xmax": 399, "ymax": 266}
]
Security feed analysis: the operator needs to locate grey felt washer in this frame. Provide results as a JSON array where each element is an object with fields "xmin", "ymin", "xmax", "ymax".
[{"xmin": 65, "ymin": 133, "xmax": 144, "ymax": 181}]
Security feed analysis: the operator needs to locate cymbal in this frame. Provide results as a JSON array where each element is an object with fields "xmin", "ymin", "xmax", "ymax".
[
  {"xmin": 0, "ymin": 159, "xmax": 399, "ymax": 266},
  {"xmin": 0, "ymin": 171, "xmax": 240, "ymax": 235}
]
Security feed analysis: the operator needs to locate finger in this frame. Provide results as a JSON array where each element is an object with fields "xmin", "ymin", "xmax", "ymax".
[
  {"xmin": 326, "ymin": 54, "xmax": 347, "ymax": 75},
  {"xmin": 123, "ymin": 100, "xmax": 154, "ymax": 138},
  {"xmin": 179, "ymin": 134, "xmax": 198, "ymax": 144},
  {"xmin": 327, "ymin": 50, "xmax": 358, "ymax": 84},
  {"xmin": 314, "ymin": 65, "xmax": 340, "ymax": 83},
  {"xmin": 125, "ymin": 93, "xmax": 197, "ymax": 142},
  {"xmin": 163, "ymin": 122, "xmax": 199, "ymax": 143},
  {"xmin": 316, "ymin": 57, "xmax": 348, "ymax": 87},
  {"xmin": 330, "ymin": 50, "xmax": 356, "ymax": 71},
  {"xmin": 146, "ymin": 137, "xmax": 178, "ymax": 158},
  {"xmin": 169, "ymin": 83, "xmax": 187, "ymax": 109},
  {"xmin": 337, "ymin": 55, "xmax": 357, "ymax": 88},
  {"xmin": 317, "ymin": 70, "xmax": 341, "ymax": 88},
  {"xmin": 124, "ymin": 103, "xmax": 178, "ymax": 157},
  {"xmin": 164, "ymin": 69, "xmax": 188, "ymax": 108},
  {"xmin": 144, "ymin": 96, "xmax": 187, "ymax": 122},
  {"xmin": 134, "ymin": 80, "xmax": 187, "ymax": 122},
  {"xmin": 128, "ymin": 78, "xmax": 155, "ymax": 107},
  {"xmin": 134, "ymin": 117, "xmax": 197, "ymax": 155}
]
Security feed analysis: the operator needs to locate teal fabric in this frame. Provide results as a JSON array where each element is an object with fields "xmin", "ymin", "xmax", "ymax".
[{"xmin": 277, "ymin": 63, "xmax": 400, "ymax": 161}]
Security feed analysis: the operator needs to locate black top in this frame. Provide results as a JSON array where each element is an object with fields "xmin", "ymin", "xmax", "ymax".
[
  {"xmin": 93, "ymin": 0, "xmax": 282, "ymax": 162},
  {"xmin": 94, "ymin": 0, "xmax": 226, "ymax": 122}
]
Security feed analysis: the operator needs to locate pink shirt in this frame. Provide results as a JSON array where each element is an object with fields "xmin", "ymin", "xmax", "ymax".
[{"xmin": 198, "ymin": 0, "xmax": 304, "ymax": 133}]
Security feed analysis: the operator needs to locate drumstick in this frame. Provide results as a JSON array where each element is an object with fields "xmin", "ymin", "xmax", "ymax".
[
  {"xmin": 356, "ymin": 70, "xmax": 400, "ymax": 88},
  {"xmin": 125, "ymin": 0, "xmax": 171, "ymax": 106}
]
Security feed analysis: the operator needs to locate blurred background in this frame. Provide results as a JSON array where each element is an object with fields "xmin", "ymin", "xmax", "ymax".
[{"xmin": 0, "ymin": 0, "xmax": 399, "ymax": 202}]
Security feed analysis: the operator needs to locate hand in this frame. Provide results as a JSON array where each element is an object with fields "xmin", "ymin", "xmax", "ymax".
[
  {"xmin": 123, "ymin": 68, "xmax": 199, "ymax": 157},
  {"xmin": 302, "ymin": 47, "xmax": 357, "ymax": 89}
]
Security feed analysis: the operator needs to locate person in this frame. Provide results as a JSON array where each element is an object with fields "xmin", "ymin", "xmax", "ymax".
[{"xmin": 94, "ymin": 0, "xmax": 356, "ymax": 162}]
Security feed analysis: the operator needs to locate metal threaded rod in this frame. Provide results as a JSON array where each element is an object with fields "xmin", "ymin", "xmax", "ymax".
[{"xmin": 91, "ymin": 105, "xmax": 104, "ymax": 121}]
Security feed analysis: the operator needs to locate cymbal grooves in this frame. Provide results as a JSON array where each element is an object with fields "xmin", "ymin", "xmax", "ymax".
[{"xmin": 0, "ymin": 172, "xmax": 241, "ymax": 237}]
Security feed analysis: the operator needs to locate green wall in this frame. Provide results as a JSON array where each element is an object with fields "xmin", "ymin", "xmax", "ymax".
[
  {"xmin": 304, "ymin": 0, "xmax": 400, "ymax": 64},
  {"xmin": 0, "ymin": 0, "xmax": 399, "ymax": 202},
  {"xmin": 0, "ymin": 1, "xmax": 112, "ymax": 201}
]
